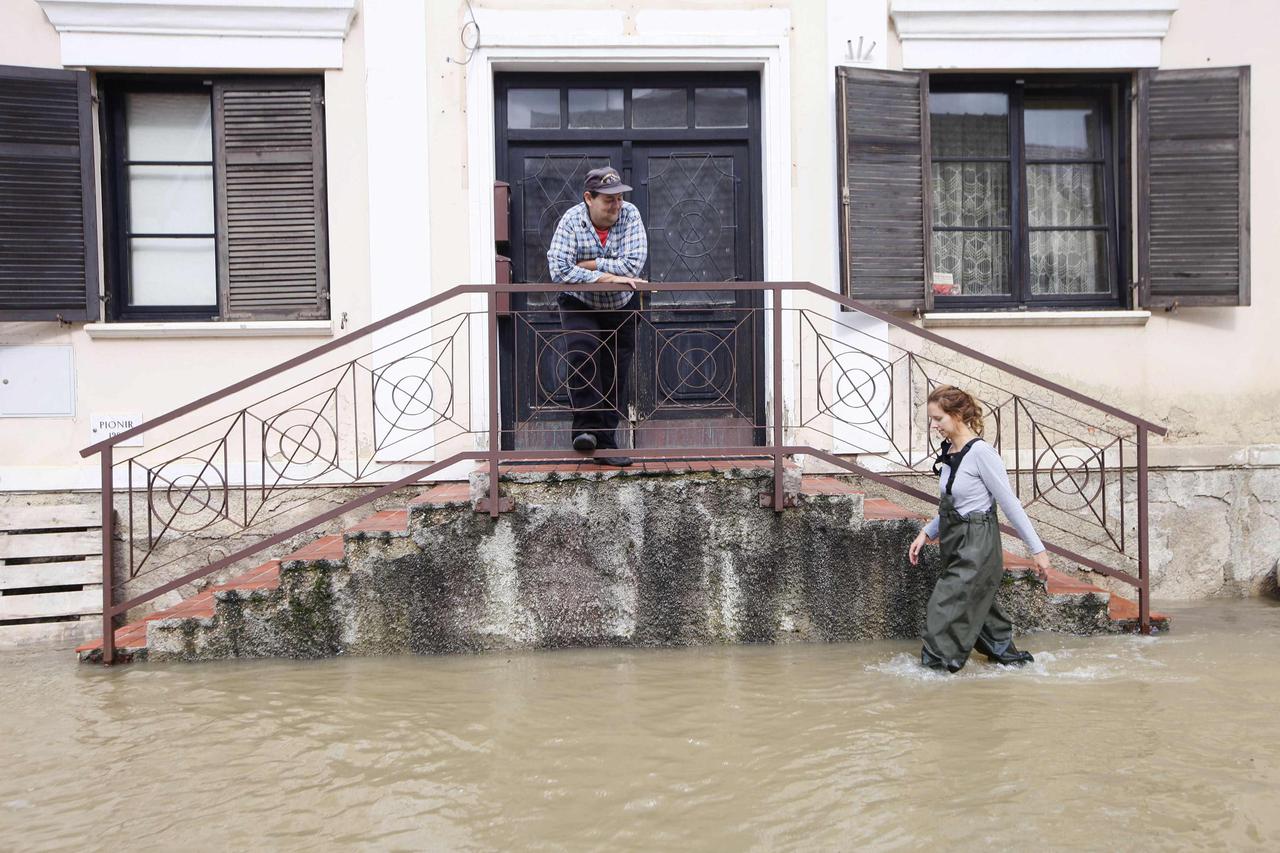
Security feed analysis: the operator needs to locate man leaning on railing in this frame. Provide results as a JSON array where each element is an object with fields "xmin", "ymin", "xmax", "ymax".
[{"xmin": 546, "ymin": 167, "xmax": 649, "ymax": 467}]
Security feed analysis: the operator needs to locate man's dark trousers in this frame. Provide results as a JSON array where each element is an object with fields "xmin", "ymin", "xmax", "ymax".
[{"xmin": 557, "ymin": 293, "xmax": 636, "ymax": 450}]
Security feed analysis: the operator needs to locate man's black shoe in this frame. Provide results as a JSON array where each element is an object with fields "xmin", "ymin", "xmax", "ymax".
[
  {"xmin": 593, "ymin": 455, "xmax": 632, "ymax": 467},
  {"xmin": 572, "ymin": 432, "xmax": 598, "ymax": 453},
  {"xmin": 974, "ymin": 635, "xmax": 1034, "ymax": 666}
]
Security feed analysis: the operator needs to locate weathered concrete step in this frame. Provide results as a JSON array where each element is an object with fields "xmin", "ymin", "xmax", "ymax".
[
  {"xmin": 488, "ymin": 458, "xmax": 799, "ymax": 477},
  {"xmin": 76, "ymin": 499, "xmax": 457, "ymax": 661},
  {"xmin": 76, "ymin": 560, "xmax": 283, "ymax": 658},
  {"xmin": 78, "ymin": 472, "xmax": 1166, "ymax": 663}
]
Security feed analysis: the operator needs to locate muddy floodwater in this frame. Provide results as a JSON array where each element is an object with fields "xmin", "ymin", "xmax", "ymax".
[{"xmin": 3, "ymin": 599, "xmax": 1279, "ymax": 851}]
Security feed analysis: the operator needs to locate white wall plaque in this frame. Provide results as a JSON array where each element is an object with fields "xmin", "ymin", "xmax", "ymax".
[{"xmin": 89, "ymin": 413, "xmax": 144, "ymax": 447}]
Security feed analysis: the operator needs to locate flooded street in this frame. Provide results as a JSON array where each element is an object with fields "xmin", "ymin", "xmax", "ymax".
[{"xmin": 3, "ymin": 600, "xmax": 1279, "ymax": 851}]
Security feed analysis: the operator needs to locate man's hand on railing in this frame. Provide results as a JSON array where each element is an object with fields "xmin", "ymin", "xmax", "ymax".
[{"xmin": 597, "ymin": 272, "xmax": 648, "ymax": 290}]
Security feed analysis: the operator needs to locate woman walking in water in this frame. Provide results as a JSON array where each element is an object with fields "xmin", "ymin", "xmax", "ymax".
[{"xmin": 908, "ymin": 385, "xmax": 1050, "ymax": 673}]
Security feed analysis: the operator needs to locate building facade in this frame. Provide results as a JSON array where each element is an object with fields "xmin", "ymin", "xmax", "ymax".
[{"xmin": 0, "ymin": 0, "xmax": 1275, "ymax": 606}]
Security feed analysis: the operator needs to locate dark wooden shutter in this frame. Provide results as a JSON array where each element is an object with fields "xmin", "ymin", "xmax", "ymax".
[
  {"xmin": 213, "ymin": 78, "xmax": 329, "ymax": 320},
  {"xmin": 0, "ymin": 65, "xmax": 98, "ymax": 321},
  {"xmin": 1138, "ymin": 67, "xmax": 1250, "ymax": 308},
  {"xmin": 836, "ymin": 67, "xmax": 932, "ymax": 311}
]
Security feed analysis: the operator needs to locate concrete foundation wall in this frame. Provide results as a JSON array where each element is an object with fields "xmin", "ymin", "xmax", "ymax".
[{"xmin": 142, "ymin": 471, "xmax": 1119, "ymax": 662}]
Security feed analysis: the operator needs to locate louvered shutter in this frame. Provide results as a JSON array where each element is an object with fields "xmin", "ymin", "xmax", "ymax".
[
  {"xmin": 213, "ymin": 78, "xmax": 329, "ymax": 320},
  {"xmin": 836, "ymin": 68, "xmax": 932, "ymax": 311},
  {"xmin": 1138, "ymin": 67, "xmax": 1250, "ymax": 308},
  {"xmin": 0, "ymin": 65, "xmax": 98, "ymax": 321}
]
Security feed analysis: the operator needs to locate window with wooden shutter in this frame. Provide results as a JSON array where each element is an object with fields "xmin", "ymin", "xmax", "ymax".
[
  {"xmin": 1138, "ymin": 67, "xmax": 1250, "ymax": 308},
  {"xmin": 836, "ymin": 67, "xmax": 931, "ymax": 311},
  {"xmin": 100, "ymin": 75, "xmax": 329, "ymax": 322},
  {"xmin": 0, "ymin": 65, "xmax": 99, "ymax": 322},
  {"xmin": 214, "ymin": 78, "xmax": 329, "ymax": 320}
]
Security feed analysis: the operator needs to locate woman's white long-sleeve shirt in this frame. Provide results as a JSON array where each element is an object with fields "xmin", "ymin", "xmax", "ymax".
[{"xmin": 922, "ymin": 439, "xmax": 1045, "ymax": 555}]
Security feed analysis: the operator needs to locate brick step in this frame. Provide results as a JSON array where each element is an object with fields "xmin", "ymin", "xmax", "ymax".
[
  {"xmin": 75, "ymin": 498, "xmax": 456, "ymax": 659},
  {"xmin": 76, "ymin": 560, "xmax": 282, "ymax": 656}
]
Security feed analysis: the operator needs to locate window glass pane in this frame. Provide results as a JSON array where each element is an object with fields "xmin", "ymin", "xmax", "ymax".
[
  {"xmin": 931, "ymin": 162, "xmax": 1009, "ymax": 227},
  {"xmin": 694, "ymin": 88, "xmax": 748, "ymax": 128},
  {"xmin": 1024, "ymin": 98, "xmax": 1101, "ymax": 159},
  {"xmin": 1029, "ymin": 231, "xmax": 1107, "ymax": 294},
  {"xmin": 129, "ymin": 237, "xmax": 217, "ymax": 306},
  {"xmin": 125, "ymin": 93, "xmax": 211, "ymax": 161},
  {"xmin": 929, "ymin": 92, "xmax": 1008, "ymax": 158},
  {"xmin": 931, "ymin": 231, "xmax": 1011, "ymax": 296},
  {"xmin": 568, "ymin": 89, "xmax": 623, "ymax": 129},
  {"xmin": 1027, "ymin": 164, "xmax": 1104, "ymax": 226},
  {"xmin": 632, "ymin": 88, "xmax": 687, "ymax": 128},
  {"xmin": 508, "ymin": 89, "xmax": 560, "ymax": 129},
  {"xmin": 128, "ymin": 165, "xmax": 214, "ymax": 233}
]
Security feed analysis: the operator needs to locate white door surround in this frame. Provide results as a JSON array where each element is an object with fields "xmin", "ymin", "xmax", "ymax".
[{"xmin": 462, "ymin": 9, "xmax": 795, "ymax": 444}]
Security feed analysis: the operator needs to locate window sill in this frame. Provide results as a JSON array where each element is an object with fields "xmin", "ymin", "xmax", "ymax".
[
  {"xmin": 83, "ymin": 320, "xmax": 335, "ymax": 340},
  {"xmin": 921, "ymin": 310, "xmax": 1150, "ymax": 329}
]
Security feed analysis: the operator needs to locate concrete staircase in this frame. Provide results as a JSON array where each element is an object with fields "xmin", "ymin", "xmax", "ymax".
[{"xmin": 78, "ymin": 464, "xmax": 1165, "ymax": 663}]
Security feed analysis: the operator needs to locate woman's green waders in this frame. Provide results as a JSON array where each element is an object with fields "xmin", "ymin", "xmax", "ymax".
[{"xmin": 920, "ymin": 442, "xmax": 1016, "ymax": 673}]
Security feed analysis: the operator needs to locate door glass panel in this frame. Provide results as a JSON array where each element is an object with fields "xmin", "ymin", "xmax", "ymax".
[
  {"xmin": 519, "ymin": 153, "xmax": 611, "ymax": 302},
  {"xmin": 645, "ymin": 153, "xmax": 738, "ymax": 307},
  {"xmin": 694, "ymin": 88, "xmax": 748, "ymax": 128},
  {"xmin": 508, "ymin": 89, "xmax": 560, "ymax": 129},
  {"xmin": 568, "ymin": 89, "xmax": 624, "ymax": 129},
  {"xmin": 632, "ymin": 88, "xmax": 686, "ymax": 128},
  {"xmin": 929, "ymin": 92, "xmax": 1009, "ymax": 158}
]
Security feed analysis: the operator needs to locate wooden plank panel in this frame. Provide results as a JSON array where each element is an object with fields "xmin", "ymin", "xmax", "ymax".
[
  {"xmin": 0, "ymin": 504, "xmax": 100, "ymax": 531},
  {"xmin": 0, "ymin": 586, "xmax": 101, "ymax": 619},
  {"xmin": 0, "ymin": 619, "xmax": 99, "ymax": 651},
  {"xmin": 0, "ymin": 530, "xmax": 101, "ymax": 560},
  {"xmin": 0, "ymin": 558, "xmax": 102, "ymax": 589}
]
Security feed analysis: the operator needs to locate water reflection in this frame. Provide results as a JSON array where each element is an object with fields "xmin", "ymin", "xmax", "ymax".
[{"xmin": 3, "ymin": 600, "xmax": 1279, "ymax": 850}]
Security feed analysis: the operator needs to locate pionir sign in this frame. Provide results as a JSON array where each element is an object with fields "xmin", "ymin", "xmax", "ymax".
[{"xmin": 89, "ymin": 413, "xmax": 144, "ymax": 447}]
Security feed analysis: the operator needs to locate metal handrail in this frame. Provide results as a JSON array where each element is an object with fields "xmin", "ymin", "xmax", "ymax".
[
  {"xmin": 80, "ymin": 282, "xmax": 1165, "ymax": 458},
  {"xmin": 83, "ymin": 282, "xmax": 1165, "ymax": 663}
]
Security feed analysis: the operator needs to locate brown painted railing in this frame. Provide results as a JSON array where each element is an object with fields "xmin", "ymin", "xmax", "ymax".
[{"xmin": 81, "ymin": 282, "xmax": 1166, "ymax": 663}]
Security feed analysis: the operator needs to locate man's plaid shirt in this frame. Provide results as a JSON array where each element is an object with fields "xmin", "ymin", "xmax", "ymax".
[{"xmin": 546, "ymin": 200, "xmax": 648, "ymax": 309}]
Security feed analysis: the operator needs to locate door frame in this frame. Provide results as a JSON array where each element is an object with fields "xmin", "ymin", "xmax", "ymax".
[
  {"xmin": 462, "ymin": 20, "xmax": 796, "ymax": 449},
  {"xmin": 495, "ymin": 75, "xmax": 765, "ymax": 449}
]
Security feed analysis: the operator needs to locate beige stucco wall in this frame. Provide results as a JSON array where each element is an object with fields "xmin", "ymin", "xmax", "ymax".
[
  {"xmin": 1, "ymin": 0, "xmax": 1275, "ymax": 486},
  {"xmin": 884, "ymin": 0, "xmax": 1279, "ymax": 457},
  {"xmin": 0, "ymin": 0, "xmax": 372, "ymax": 487}
]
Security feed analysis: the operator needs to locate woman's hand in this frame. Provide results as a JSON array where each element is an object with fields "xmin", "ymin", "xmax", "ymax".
[
  {"xmin": 1032, "ymin": 549, "xmax": 1051, "ymax": 580},
  {"xmin": 908, "ymin": 530, "xmax": 937, "ymax": 565}
]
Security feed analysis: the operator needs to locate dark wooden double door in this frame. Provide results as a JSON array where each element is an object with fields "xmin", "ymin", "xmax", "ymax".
[{"xmin": 497, "ymin": 74, "xmax": 765, "ymax": 450}]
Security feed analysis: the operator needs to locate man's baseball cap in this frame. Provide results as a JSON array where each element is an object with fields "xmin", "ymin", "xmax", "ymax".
[{"xmin": 584, "ymin": 167, "xmax": 632, "ymax": 195}]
